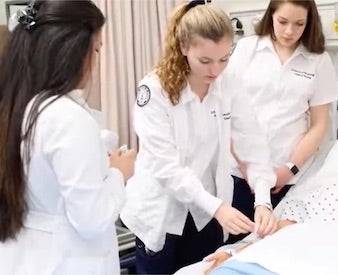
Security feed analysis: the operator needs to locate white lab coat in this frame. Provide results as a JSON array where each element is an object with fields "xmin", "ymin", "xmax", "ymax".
[
  {"xmin": 121, "ymin": 73, "xmax": 276, "ymax": 252},
  {"xmin": 229, "ymin": 35, "xmax": 338, "ymax": 184},
  {"xmin": 0, "ymin": 90, "xmax": 125, "ymax": 275}
]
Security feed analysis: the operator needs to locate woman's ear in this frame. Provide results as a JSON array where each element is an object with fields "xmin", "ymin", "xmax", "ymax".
[
  {"xmin": 93, "ymin": 30, "xmax": 103, "ymax": 53},
  {"xmin": 180, "ymin": 42, "xmax": 188, "ymax": 56}
]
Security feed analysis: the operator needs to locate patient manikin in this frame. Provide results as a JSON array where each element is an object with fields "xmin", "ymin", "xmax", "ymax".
[
  {"xmin": 173, "ymin": 141, "xmax": 338, "ymax": 275},
  {"xmin": 203, "ymin": 144, "xmax": 338, "ymax": 274},
  {"xmin": 280, "ymin": 178, "xmax": 338, "ymax": 224},
  {"xmin": 195, "ymin": 129, "xmax": 338, "ymax": 274}
]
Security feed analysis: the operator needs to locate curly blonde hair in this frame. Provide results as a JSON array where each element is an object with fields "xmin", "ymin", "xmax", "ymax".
[{"xmin": 156, "ymin": 4, "xmax": 233, "ymax": 105}]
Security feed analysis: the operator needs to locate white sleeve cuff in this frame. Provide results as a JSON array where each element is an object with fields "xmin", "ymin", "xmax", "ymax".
[
  {"xmin": 107, "ymin": 167, "xmax": 126, "ymax": 220},
  {"xmin": 254, "ymin": 181, "xmax": 271, "ymax": 206},
  {"xmin": 194, "ymin": 191, "xmax": 223, "ymax": 217},
  {"xmin": 109, "ymin": 167, "xmax": 125, "ymax": 184}
]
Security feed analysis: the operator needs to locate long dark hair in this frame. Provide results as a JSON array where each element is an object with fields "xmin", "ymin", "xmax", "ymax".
[
  {"xmin": 255, "ymin": 0, "xmax": 324, "ymax": 53},
  {"xmin": 0, "ymin": 0, "xmax": 104, "ymax": 241}
]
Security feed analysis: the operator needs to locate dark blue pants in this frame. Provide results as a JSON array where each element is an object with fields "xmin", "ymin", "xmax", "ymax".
[
  {"xmin": 225, "ymin": 176, "xmax": 291, "ymax": 244},
  {"xmin": 135, "ymin": 212, "xmax": 223, "ymax": 274}
]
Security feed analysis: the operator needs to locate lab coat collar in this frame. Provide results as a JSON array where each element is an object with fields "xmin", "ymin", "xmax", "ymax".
[
  {"xmin": 256, "ymin": 35, "xmax": 315, "ymax": 60},
  {"xmin": 209, "ymin": 77, "xmax": 222, "ymax": 98},
  {"xmin": 293, "ymin": 43, "xmax": 316, "ymax": 60},
  {"xmin": 67, "ymin": 89, "xmax": 102, "ymax": 126},
  {"xmin": 181, "ymin": 77, "xmax": 222, "ymax": 105},
  {"xmin": 256, "ymin": 35, "xmax": 275, "ymax": 52},
  {"xmin": 68, "ymin": 89, "xmax": 84, "ymax": 100},
  {"xmin": 181, "ymin": 84, "xmax": 195, "ymax": 104},
  {"xmin": 67, "ymin": 89, "xmax": 88, "ymax": 106}
]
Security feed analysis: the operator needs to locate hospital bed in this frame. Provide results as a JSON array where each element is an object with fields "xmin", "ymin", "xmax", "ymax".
[
  {"xmin": 175, "ymin": 140, "xmax": 338, "ymax": 275},
  {"xmin": 176, "ymin": 222, "xmax": 338, "ymax": 275},
  {"xmin": 117, "ymin": 223, "xmax": 136, "ymax": 274}
]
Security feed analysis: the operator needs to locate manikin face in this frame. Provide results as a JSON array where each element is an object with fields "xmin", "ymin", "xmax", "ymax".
[
  {"xmin": 272, "ymin": 2, "xmax": 308, "ymax": 49},
  {"xmin": 181, "ymin": 35, "xmax": 233, "ymax": 85}
]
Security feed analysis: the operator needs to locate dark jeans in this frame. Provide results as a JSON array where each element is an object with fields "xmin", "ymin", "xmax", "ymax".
[
  {"xmin": 225, "ymin": 176, "xmax": 291, "ymax": 244},
  {"xmin": 135, "ymin": 212, "xmax": 223, "ymax": 274}
]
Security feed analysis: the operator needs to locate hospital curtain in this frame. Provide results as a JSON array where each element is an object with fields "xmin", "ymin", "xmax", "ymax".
[{"xmin": 93, "ymin": 0, "xmax": 182, "ymax": 149}]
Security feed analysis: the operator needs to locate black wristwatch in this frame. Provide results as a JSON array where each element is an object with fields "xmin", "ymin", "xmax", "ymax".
[{"xmin": 285, "ymin": 162, "xmax": 299, "ymax": 175}]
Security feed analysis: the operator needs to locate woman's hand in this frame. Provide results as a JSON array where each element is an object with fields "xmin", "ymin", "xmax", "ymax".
[
  {"xmin": 109, "ymin": 148, "xmax": 136, "ymax": 181},
  {"xmin": 203, "ymin": 252, "xmax": 231, "ymax": 275},
  {"xmin": 272, "ymin": 166, "xmax": 293, "ymax": 194},
  {"xmin": 254, "ymin": 205, "xmax": 277, "ymax": 237},
  {"xmin": 214, "ymin": 204, "xmax": 254, "ymax": 235}
]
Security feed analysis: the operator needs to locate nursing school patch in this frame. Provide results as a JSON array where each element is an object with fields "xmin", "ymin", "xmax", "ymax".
[{"xmin": 136, "ymin": 85, "xmax": 151, "ymax": 107}]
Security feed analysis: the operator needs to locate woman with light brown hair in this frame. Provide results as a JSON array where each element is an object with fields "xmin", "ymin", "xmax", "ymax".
[{"xmin": 121, "ymin": 1, "xmax": 277, "ymax": 273}]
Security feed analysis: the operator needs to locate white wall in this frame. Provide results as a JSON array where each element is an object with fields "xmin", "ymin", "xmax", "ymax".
[
  {"xmin": 1, "ymin": 0, "xmax": 336, "ymax": 25},
  {"xmin": 214, "ymin": 0, "xmax": 337, "ymax": 13},
  {"xmin": 213, "ymin": 0, "xmax": 338, "ymax": 47},
  {"xmin": 0, "ymin": 0, "xmax": 7, "ymax": 25},
  {"xmin": 213, "ymin": 0, "xmax": 268, "ymax": 13}
]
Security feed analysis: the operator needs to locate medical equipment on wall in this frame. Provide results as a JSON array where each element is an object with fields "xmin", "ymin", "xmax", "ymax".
[
  {"xmin": 333, "ymin": 2, "xmax": 338, "ymax": 34},
  {"xmin": 229, "ymin": 2, "xmax": 338, "ymax": 48},
  {"xmin": 231, "ymin": 17, "xmax": 244, "ymax": 44},
  {"xmin": 5, "ymin": 0, "xmax": 29, "ymax": 31}
]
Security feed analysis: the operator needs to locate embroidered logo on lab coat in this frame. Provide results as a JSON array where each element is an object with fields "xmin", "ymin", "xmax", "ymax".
[
  {"xmin": 137, "ymin": 85, "xmax": 151, "ymax": 107},
  {"xmin": 291, "ymin": 68, "xmax": 315, "ymax": 79},
  {"xmin": 222, "ymin": 112, "xmax": 231, "ymax": 120}
]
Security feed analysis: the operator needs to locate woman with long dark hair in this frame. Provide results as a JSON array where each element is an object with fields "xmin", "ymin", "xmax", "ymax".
[{"xmin": 0, "ymin": 1, "xmax": 135, "ymax": 274}]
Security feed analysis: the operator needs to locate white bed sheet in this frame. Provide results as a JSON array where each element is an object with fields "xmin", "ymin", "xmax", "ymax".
[
  {"xmin": 176, "ymin": 222, "xmax": 338, "ymax": 275},
  {"xmin": 232, "ymin": 221, "xmax": 338, "ymax": 275},
  {"xmin": 175, "ymin": 140, "xmax": 338, "ymax": 275}
]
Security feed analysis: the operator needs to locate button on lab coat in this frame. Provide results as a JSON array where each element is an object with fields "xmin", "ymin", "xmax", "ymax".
[
  {"xmin": 0, "ymin": 90, "xmax": 125, "ymax": 275},
  {"xmin": 121, "ymin": 73, "xmax": 276, "ymax": 252}
]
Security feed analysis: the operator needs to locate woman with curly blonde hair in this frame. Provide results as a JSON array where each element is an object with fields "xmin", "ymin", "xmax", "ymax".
[{"xmin": 121, "ymin": 1, "xmax": 277, "ymax": 273}]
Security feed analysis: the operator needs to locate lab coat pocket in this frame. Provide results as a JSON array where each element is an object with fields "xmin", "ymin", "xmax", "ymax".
[
  {"xmin": 55, "ymin": 257, "xmax": 110, "ymax": 275},
  {"xmin": 18, "ymin": 229, "xmax": 66, "ymax": 275},
  {"xmin": 125, "ymin": 171, "xmax": 165, "ymax": 224},
  {"xmin": 0, "ymin": 228, "xmax": 59, "ymax": 275},
  {"xmin": 18, "ymin": 211, "xmax": 69, "ymax": 275},
  {"xmin": 123, "ymin": 171, "xmax": 170, "ymax": 252},
  {"xmin": 282, "ymin": 69, "xmax": 314, "ymax": 107},
  {"xmin": 269, "ymin": 117, "xmax": 308, "ymax": 163}
]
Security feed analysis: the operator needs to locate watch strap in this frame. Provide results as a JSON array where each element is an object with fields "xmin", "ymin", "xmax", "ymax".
[{"xmin": 285, "ymin": 162, "xmax": 299, "ymax": 175}]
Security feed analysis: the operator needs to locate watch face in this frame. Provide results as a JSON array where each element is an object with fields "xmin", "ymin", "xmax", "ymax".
[{"xmin": 291, "ymin": 165, "xmax": 299, "ymax": 175}]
